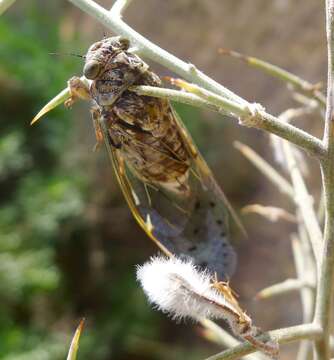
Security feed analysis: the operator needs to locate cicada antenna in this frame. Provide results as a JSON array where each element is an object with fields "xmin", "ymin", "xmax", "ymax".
[{"xmin": 48, "ymin": 52, "xmax": 86, "ymax": 59}]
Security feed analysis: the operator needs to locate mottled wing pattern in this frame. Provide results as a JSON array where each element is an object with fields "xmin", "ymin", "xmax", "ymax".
[
  {"xmin": 100, "ymin": 100, "xmax": 237, "ymax": 280},
  {"xmin": 169, "ymin": 106, "xmax": 245, "ymax": 237},
  {"xmin": 32, "ymin": 36, "xmax": 238, "ymax": 281},
  {"xmin": 99, "ymin": 116, "xmax": 173, "ymax": 256},
  {"xmin": 149, "ymin": 106, "xmax": 237, "ymax": 279},
  {"xmin": 109, "ymin": 89, "xmax": 190, "ymax": 190}
]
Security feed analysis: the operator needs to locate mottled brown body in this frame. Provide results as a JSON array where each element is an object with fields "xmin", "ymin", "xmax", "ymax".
[
  {"xmin": 83, "ymin": 38, "xmax": 191, "ymax": 195},
  {"xmin": 65, "ymin": 37, "xmax": 237, "ymax": 280}
]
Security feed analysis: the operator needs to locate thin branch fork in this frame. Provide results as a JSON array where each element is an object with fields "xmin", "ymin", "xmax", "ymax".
[
  {"xmin": 314, "ymin": 1, "xmax": 334, "ymax": 359},
  {"xmin": 204, "ymin": 324, "xmax": 322, "ymax": 360}
]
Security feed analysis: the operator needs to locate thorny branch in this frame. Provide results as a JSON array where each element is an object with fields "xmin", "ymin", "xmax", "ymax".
[
  {"xmin": 68, "ymin": 0, "xmax": 247, "ymax": 105},
  {"xmin": 218, "ymin": 48, "xmax": 326, "ymax": 108},
  {"xmin": 66, "ymin": 0, "xmax": 326, "ymax": 158},
  {"xmin": 25, "ymin": 0, "xmax": 334, "ymax": 358},
  {"xmin": 133, "ymin": 84, "xmax": 325, "ymax": 158}
]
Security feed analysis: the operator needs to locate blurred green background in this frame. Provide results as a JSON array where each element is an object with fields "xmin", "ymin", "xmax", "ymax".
[{"xmin": 0, "ymin": 1, "xmax": 325, "ymax": 359}]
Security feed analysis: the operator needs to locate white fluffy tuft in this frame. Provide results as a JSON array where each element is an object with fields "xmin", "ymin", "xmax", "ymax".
[
  {"xmin": 136, "ymin": 256, "xmax": 279, "ymax": 359},
  {"xmin": 136, "ymin": 256, "xmax": 238, "ymax": 323}
]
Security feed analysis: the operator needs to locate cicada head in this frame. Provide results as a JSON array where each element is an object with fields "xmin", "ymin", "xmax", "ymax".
[{"xmin": 83, "ymin": 36, "xmax": 130, "ymax": 80}]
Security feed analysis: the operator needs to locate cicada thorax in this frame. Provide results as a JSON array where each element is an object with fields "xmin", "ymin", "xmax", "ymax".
[{"xmin": 90, "ymin": 53, "xmax": 192, "ymax": 197}]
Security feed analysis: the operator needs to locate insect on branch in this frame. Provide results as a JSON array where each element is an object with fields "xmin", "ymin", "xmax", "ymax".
[
  {"xmin": 65, "ymin": 0, "xmax": 327, "ymax": 159},
  {"xmin": 28, "ymin": 0, "xmax": 334, "ymax": 358}
]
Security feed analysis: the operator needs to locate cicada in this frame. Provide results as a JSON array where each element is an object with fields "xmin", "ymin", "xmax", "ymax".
[{"xmin": 33, "ymin": 37, "xmax": 238, "ymax": 280}]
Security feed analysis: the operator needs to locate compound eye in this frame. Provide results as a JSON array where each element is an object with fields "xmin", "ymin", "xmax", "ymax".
[{"xmin": 83, "ymin": 61, "xmax": 101, "ymax": 79}]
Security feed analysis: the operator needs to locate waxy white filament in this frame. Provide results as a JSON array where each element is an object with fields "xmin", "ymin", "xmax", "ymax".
[
  {"xmin": 137, "ymin": 256, "xmax": 279, "ymax": 359},
  {"xmin": 136, "ymin": 256, "xmax": 244, "ymax": 325}
]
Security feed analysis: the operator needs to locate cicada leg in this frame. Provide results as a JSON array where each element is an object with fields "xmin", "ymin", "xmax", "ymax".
[
  {"xmin": 64, "ymin": 77, "xmax": 104, "ymax": 152},
  {"xmin": 65, "ymin": 76, "xmax": 91, "ymax": 108},
  {"xmin": 91, "ymin": 106, "xmax": 105, "ymax": 152}
]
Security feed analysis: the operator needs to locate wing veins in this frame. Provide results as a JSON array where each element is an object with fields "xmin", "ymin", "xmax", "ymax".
[
  {"xmin": 169, "ymin": 106, "xmax": 247, "ymax": 237},
  {"xmin": 98, "ymin": 116, "xmax": 174, "ymax": 256}
]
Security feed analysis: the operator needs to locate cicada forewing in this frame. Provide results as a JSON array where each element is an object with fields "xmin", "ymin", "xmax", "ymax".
[{"xmin": 98, "ymin": 105, "xmax": 237, "ymax": 281}]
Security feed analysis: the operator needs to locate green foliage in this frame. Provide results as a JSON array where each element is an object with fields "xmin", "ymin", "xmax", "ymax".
[
  {"xmin": 0, "ymin": 3, "xmax": 173, "ymax": 359},
  {"xmin": 0, "ymin": 4, "xmax": 85, "ymax": 359}
]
